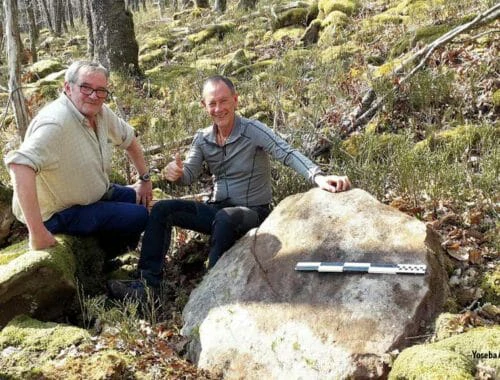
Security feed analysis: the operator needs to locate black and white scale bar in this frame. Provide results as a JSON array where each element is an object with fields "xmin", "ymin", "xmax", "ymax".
[{"xmin": 295, "ymin": 262, "xmax": 426, "ymax": 275}]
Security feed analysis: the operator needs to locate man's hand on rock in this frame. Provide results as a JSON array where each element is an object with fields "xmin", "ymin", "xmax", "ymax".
[
  {"xmin": 315, "ymin": 175, "xmax": 351, "ymax": 193},
  {"xmin": 29, "ymin": 227, "xmax": 57, "ymax": 250}
]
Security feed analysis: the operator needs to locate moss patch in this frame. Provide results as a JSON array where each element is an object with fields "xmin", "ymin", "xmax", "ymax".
[
  {"xmin": 0, "ymin": 315, "xmax": 90, "ymax": 379},
  {"xmin": 27, "ymin": 59, "xmax": 64, "ymax": 83},
  {"xmin": 187, "ymin": 22, "xmax": 236, "ymax": 45},
  {"xmin": 318, "ymin": 0, "xmax": 360, "ymax": 17},
  {"xmin": 273, "ymin": 8, "xmax": 309, "ymax": 30},
  {"xmin": 480, "ymin": 263, "xmax": 500, "ymax": 305},
  {"xmin": 389, "ymin": 326, "xmax": 500, "ymax": 380}
]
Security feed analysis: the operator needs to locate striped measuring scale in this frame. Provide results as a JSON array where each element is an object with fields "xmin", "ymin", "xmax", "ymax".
[{"xmin": 295, "ymin": 262, "xmax": 427, "ymax": 275}]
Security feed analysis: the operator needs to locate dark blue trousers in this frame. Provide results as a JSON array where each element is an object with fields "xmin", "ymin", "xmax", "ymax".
[
  {"xmin": 44, "ymin": 184, "xmax": 148, "ymax": 258},
  {"xmin": 139, "ymin": 199, "xmax": 270, "ymax": 287}
]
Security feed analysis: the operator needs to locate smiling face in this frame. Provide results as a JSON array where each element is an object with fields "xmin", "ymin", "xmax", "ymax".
[
  {"xmin": 64, "ymin": 68, "xmax": 108, "ymax": 120},
  {"xmin": 201, "ymin": 80, "xmax": 238, "ymax": 132}
]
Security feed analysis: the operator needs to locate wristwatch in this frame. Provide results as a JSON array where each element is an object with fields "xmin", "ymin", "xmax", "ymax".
[{"xmin": 139, "ymin": 172, "xmax": 151, "ymax": 182}]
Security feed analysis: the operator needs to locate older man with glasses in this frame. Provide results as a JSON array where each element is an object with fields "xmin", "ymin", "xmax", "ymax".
[{"xmin": 4, "ymin": 60, "xmax": 152, "ymax": 262}]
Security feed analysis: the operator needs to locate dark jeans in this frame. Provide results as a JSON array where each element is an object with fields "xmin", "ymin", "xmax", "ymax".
[
  {"xmin": 44, "ymin": 184, "xmax": 149, "ymax": 258},
  {"xmin": 139, "ymin": 199, "xmax": 271, "ymax": 287}
]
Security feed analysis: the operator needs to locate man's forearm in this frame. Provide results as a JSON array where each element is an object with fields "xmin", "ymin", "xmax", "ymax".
[
  {"xmin": 9, "ymin": 164, "xmax": 56, "ymax": 249},
  {"xmin": 125, "ymin": 137, "xmax": 149, "ymax": 176},
  {"xmin": 9, "ymin": 164, "xmax": 45, "ymax": 230}
]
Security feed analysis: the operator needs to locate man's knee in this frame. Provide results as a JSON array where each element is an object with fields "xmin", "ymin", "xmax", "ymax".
[
  {"xmin": 213, "ymin": 207, "xmax": 259, "ymax": 235},
  {"xmin": 150, "ymin": 199, "xmax": 197, "ymax": 222}
]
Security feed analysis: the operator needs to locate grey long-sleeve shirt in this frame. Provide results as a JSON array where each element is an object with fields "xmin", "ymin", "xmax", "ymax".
[{"xmin": 180, "ymin": 116, "xmax": 322, "ymax": 207}]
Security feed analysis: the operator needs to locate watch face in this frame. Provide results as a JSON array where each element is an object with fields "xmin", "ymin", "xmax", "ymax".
[{"xmin": 140, "ymin": 173, "xmax": 151, "ymax": 181}]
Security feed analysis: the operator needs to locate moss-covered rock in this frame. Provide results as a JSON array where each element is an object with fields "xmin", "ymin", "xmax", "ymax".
[
  {"xmin": 26, "ymin": 59, "xmax": 65, "ymax": 83},
  {"xmin": 321, "ymin": 10, "xmax": 349, "ymax": 28},
  {"xmin": 318, "ymin": 0, "xmax": 360, "ymax": 17},
  {"xmin": 222, "ymin": 48, "xmax": 251, "ymax": 76},
  {"xmin": 139, "ymin": 48, "xmax": 167, "ymax": 69},
  {"xmin": 0, "ymin": 315, "xmax": 91, "ymax": 379},
  {"xmin": 306, "ymin": 1, "xmax": 319, "ymax": 24},
  {"xmin": 40, "ymin": 348, "xmax": 136, "ymax": 379},
  {"xmin": 301, "ymin": 19, "xmax": 322, "ymax": 46},
  {"xmin": 389, "ymin": 326, "xmax": 500, "ymax": 379},
  {"xmin": 318, "ymin": 22, "xmax": 348, "ymax": 46},
  {"xmin": 320, "ymin": 43, "xmax": 360, "ymax": 63},
  {"xmin": 145, "ymin": 64, "xmax": 196, "ymax": 83},
  {"xmin": 271, "ymin": 26, "xmax": 305, "ymax": 41},
  {"xmin": 413, "ymin": 124, "xmax": 495, "ymax": 155},
  {"xmin": 0, "ymin": 235, "xmax": 107, "ymax": 327},
  {"xmin": 434, "ymin": 312, "xmax": 468, "ymax": 341},
  {"xmin": 371, "ymin": 57, "xmax": 404, "ymax": 78},
  {"xmin": 187, "ymin": 22, "xmax": 236, "ymax": 45},
  {"xmin": 480, "ymin": 263, "xmax": 500, "ymax": 305},
  {"xmin": 272, "ymin": 8, "xmax": 309, "ymax": 30},
  {"xmin": 390, "ymin": 24, "xmax": 453, "ymax": 58},
  {"xmin": 139, "ymin": 36, "xmax": 173, "ymax": 54}
]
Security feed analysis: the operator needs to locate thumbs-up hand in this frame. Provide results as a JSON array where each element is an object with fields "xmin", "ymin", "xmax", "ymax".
[
  {"xmin": 175, "ymin": 152, "xmax": 183, "ymax": 169},
  {"xmin": 165, "ymin": 152, "xmax": 184, "ymax": 182}
]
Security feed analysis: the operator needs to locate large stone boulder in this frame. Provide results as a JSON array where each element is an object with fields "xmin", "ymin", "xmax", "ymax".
[
  {"xmin": 0, "ymin": 235, "xmax": 107, "ymax": 327},
  {"xmin": 182, "ymin": 188, "xmax": 450, "ymax": 379}
]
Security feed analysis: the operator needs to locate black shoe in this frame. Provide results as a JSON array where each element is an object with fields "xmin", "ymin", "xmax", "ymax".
[{"xmin": 107, "ymin": 279, "xmax": 148, "ymax": 301}]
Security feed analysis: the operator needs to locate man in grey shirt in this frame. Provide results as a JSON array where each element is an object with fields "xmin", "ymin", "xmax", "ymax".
[{"xmin": 109, "ymin": 75, "xmax": 350, "ymax": 298}]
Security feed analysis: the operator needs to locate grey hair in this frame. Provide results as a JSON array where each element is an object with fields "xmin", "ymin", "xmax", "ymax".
[
  {"xmin": 202, "ymin": 75, "xmax": 236, "ymax": 96},
  {"xmin": 64, "ymin": 61, "xmax": 109, "ymax": 83}
]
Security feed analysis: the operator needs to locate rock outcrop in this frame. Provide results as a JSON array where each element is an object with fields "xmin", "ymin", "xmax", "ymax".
[
  {"xmin": 182, "ymin": 188, "xmax": 450, "ymax": 379},
  {"xmin": 0, "ymin": 235, "xmax": 107, "ymax": 328}
]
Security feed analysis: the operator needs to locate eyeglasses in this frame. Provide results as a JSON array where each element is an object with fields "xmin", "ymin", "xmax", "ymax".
[{"xmin": 78, "ymin": 84, "xmax": 110, "ymax": 99}]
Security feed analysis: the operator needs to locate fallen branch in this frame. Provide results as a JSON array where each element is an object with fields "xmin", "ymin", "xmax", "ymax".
[{"xmin": 338, "ymin": 3, "xmax": 500, "ymax": 135}]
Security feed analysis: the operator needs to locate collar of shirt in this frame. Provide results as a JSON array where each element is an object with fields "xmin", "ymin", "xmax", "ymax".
[
  {"xmin": 206, "ymin": 115, "xmax": 242, "ymax": 145},
  {"xmin": 60, "ymin": 92, "xmax": 97, "ymax": 127}
]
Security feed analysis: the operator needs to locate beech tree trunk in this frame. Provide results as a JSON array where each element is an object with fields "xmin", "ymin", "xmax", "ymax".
[
  {"xmin": 24, "ymin": 0, "xmax": 39, "ymax": 63},
  {"xmin": 214, "ymin": 0, "xmax": 226, "ymax": 13},
  {"xmin": 38, "ymin": 0, "xmax": 54, "ymax": 33},
  {"xmin": 53, "ymin": 0, "xmax": 63, "ymax": 36},
  {"xmin": 237, "ymin": 0, "xmax": 257, "ymax": 10},
  {"xmin": 84, "ymin": 0, "xmax": 94, "ymax": 58},
  {"xmin": 89, "ymin": 0, "xmax": 140, "ymax": 75},
  {"xmin": 78, "ymin": 0, "xmax": 84, "ymax": 22},
  {"xmin": 4, "ymin": 0, "xmax": 31, "ymax": 139},
  {"xmin": 195, "ymin": 0, "xmax": 209, "ymax": 8},
  {"xmin": 67, "ymin": 0, "xmax": 74, "ymax": 28}
]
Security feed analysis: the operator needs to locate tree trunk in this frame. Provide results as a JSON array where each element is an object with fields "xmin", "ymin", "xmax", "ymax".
[
  {"xmin": 24, "ymin": 0, "xmax": 39, "ymax": 63},
  {"xmin": 38, "ymin": 0, "xmax": 54, "ymax": 33},
  {"xmin": 67, "ymin": 0, "xmax": 74, "ymax": 28},
  {"xmin": 214, "ymin": 0, "xmax": 226, "ymax": 13},
  {"xmin": 141, "ymin": 0, "xmax": 147, "ymax": 11},
  {"xmin": 195, "ymin": 0, "xmax": 209, "ymax": 8},
  {"xmin": 84, "ymin": 0, "xmax": 94, "ymax": 58},
  {"xmin": 4, "ymin": 0, "xmax": 31, "ymax": 139},
  {"xmin": 53, "ymin": 0, "xmax": 63, "ymax": 36},
  {"xmin": 237, "ymin": 0, "xmax": 257, "ymax": 10},
  {"xmin": 78, "ymin": 0, "xmax": 84, "ymax": 22},
  {"xmin": 61, "ymin": 0, "xmax": 69, "ymax": 33},
  {"xmin": 89, "ymin": 0, "xmax": 140, "ymax": 75}
]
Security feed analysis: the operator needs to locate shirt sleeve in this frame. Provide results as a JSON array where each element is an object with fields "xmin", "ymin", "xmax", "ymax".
[
  {"xmin": 4, "ymin": 118, "xmax": 62, "ymax": 173},
  {"xmin": 102, "ymin": 104, "xmax": 135, "ymax": 149},
  {"xmin": 248, "ymin": 120, "xmax": 323, "ymax": 184}
]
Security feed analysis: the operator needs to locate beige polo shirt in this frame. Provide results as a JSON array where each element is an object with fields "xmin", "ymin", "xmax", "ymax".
[{"xmin": 4, "ymin": 93, "xmax": 135, "ymax": 223}]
